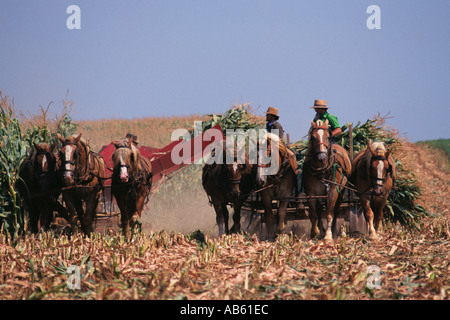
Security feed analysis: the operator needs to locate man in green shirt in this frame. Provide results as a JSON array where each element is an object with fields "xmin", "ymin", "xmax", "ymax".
[{"xmin": 311, "ymin": 99, "xmax": 342, "ymax": 138}]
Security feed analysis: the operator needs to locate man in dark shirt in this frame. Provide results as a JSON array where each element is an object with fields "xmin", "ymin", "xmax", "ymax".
[{"xmin": 265, "ymin": 106, "xmax": 284, "ymax": 141}]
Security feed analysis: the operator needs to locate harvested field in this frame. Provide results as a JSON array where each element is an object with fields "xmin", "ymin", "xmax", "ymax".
[{"xmin": 0, "ymin": 224, "xmax": 448, "ymax": 300}]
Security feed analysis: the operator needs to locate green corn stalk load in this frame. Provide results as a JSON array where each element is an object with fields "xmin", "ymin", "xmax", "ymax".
[{"xmin": 200, "ymin": 104, "xmax": 265, "ymax": 133}]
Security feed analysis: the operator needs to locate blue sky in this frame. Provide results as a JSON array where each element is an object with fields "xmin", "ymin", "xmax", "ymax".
[{"xmin": 1, "ymin": 0, "xmax": 449, "ymax": 142}]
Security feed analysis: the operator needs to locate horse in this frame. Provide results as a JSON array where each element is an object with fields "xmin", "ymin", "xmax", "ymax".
[
  {"xmin": 255, "ymin": 132, "xmax": 298, "ymax": 241},
  {"xmin": 111, "ymin": 135, "xmax": 152, "ymax": 236},
  {"xmin": 350, "ymin": 140, "xmax": 396, "ymax": 239},
  {"xmin": 302, "ymin": 119, "xmax": 352, "ymax": 240},
  {"xmin": 17, "ymin": 142, "xmax": 65, "ymax": 233},
  {"xmin": 57, "ymin": 133, "xmax": 105, "ymax": 236},
  {"xmin": 202, "ymin": 144, "xmax": 256, "ymax": 236}
]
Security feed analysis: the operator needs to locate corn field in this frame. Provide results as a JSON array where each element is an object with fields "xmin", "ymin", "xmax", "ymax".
[{"xmin": 0, "ymin": 92, "xmax": 78, "ymax": 239}]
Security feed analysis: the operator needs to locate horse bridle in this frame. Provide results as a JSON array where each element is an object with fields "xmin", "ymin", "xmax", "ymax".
[
  {"xmin": 225, "ymin": 164, "xmax": 246, "ymax": 185},
  {"xmin": 311, "ymin": 126, "xmax": 332, "ymax": 152},
  {"xmin": 227, "ymin": 177, "xmax": 241, "ymax": 184},
  {"xmin": 60, "ymin": 141, "xmax": 80, "ymax": 174}
]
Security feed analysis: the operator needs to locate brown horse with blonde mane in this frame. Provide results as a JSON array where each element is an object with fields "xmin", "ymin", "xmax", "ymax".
[
  {"xmin": 351, "ymin": 140, "xmax": 396, "ymax": 239},
  {"xmin": 302, "ymin": 119, "xmax": 352, "ymax": 240},
  {"xmin": 17, "ymin": 142, "xmax": 66, "ymax": 233},
  {"xmin": 202, "ymin": 143, "xmax": 256, "ymax": 236},
  {"xmin": 57, "ymin": 133, "xmax": 105, "ymax": 235},
  {"xmin": 256, "ymin": 132, "xmax": 298, "ymax": 241},
  {"xmin": 111, "ymin": 135, "xmax": 152, "ymax": 236}
]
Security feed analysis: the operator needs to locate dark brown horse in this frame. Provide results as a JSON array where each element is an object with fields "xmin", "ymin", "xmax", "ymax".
[
  {"xmin": 351, "ymin": 140, "xmax": 395, "ymax": 239},
  {"xmin": 57, "ymin": 133, "xmax": 105, "ymax": 235},
  {"xmin": 111, "ymin": 136, "xmax": 152, "ymax": 236},
  {"xmin": 256, "ymin": 132, "xmax": 297, "ymax": 241},
  {"xmin": 17, "ymin": 142, "xmax": 63, "ymax": 233},
  {"xmin": 202, "ymin": 144, "xmax": 256, "ymax": 236},
  {"xmin": 302, "ymin": 120, "xmax": 352, "ymax": 240}
]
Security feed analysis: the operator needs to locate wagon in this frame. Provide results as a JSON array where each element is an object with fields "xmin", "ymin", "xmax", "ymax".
[{"xmin": 240, "ymin": 190, "xmax": 367, "ymax": 240}]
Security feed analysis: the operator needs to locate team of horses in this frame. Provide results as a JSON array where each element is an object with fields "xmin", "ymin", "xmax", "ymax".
[
  {"xmin": 203, "ymin": 119, "xmax": 395, "ymax": 241},
  {"xmin": 17, "ymin": 133, "xmax": 152, "ymax": 237},
  {"xmin": 17, "ymin": 119, "xmax": 395, "ymax": 241}
]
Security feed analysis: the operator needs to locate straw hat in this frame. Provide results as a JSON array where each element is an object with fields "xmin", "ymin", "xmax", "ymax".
[
  {"xmin": 265, "ymin": 106, "xmax": 279, "ymax": 119},
  {"xmin": 311, "ymin": 99, "xmax": 328, "ymax": 109},
  {"xmin": 126, "ymin": 133, "xmax": 139, "ymax": 145}
]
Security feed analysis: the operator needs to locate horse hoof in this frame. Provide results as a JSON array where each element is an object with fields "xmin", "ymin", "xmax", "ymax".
[
  {"xmin": 368, "ymin": 234, "xmax": 378, "ymax": 241},
  {"xmin": 230, "ymin": 227, "xmax": 241, "ymax": 234},
  {"xmin": 310, "ymin": 228, "xmax": 320, "ymax": 240}
]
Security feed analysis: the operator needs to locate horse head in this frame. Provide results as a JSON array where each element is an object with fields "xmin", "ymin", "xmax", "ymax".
[
  {"xmin": 367, "ymin": 140, "xmax": 392, "ymax": 196},
  {"xmin": 32, "ymin": 142, "xmax": 57, "ymax": 190},
  {"xmin": 309, "ymin": 119, "xmax": 332, "ymax": 169},
  {"xmin": 57, "ymin": 133, "xmax": 83, "ymax": 186},
  {"xmin": 112, "ymin": 137, "xmax": 142, "ymax": 183},
  {"xmin": 223, "ymin": 145, "xmax": 253, "ymax": 199}
]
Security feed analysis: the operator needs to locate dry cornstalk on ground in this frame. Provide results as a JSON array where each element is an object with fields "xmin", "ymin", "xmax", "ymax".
[{"xmin": 0, "ymin": 222, "xmax": 448, "ymax": 300}]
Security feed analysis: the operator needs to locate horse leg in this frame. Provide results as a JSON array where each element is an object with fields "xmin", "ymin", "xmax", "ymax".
[
  {"xmin": 39, "ymin": 201, "xmax": 53, "ymax": 231},
  {"xmin": 115, "ymin": 194, "xmax": 130, "ymax": 237},
  {"xmin": 221, "ymin": 203, "xmax": 230, "ymax": 235},
  {"xmin": 83, "ymin": 192, "xmax": 99, "ymax": 236},
  {"xmin": 63, "ymin": 194, "xmax": 79, "ymax": 233},
  {"xmin": 307, "ymin": 199, "xmax": 320, "ymax": 239},
  {"xmin": 131, "ymin": 188, "xmax": 147, "ymax": 233},
  {"xmin": 261, "ymin": 189, "xmax": 276, "ymax": 241},
  {"xmin": 74, "ymin": 198, "xmax": 87, "ymax": 234},
  {"xmin": 135, "ymin": 188, "xmax": 147, "ymax": 217},
  {"xmin": 277, "ymin": 200, "xmax": 289, "ymax": 235},
  {"xmin": 361, "ymin": 198, "xmax": 377, "ymax": 240},
  {"xmin": 323, "ymin": 187, "xmax": 340, "ymax": 240},
  {"xmin": 372, "ymin": 199, "xmax": 386, "ymax": 236},
  {"xmin": 53, "ymin": 198, "xmax": 70, "ymax": 223},
  {"xmin": 230, "ymin": 199, "xmax": 243, "ymax": 234},
  {"xmin": 333, "ymin": 192, "xmax": 344, "ymax": 237},
  {"xmin": 28, "ymin": 203, "xmax": 40, "ymax": 234},
  {"xmin": 211, "ymin": 200, "xmax": 226, "ymax": 236}
]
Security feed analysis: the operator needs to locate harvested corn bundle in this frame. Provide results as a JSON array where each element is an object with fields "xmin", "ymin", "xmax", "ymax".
[{"xmin": 200, "ymin": 104, "xmax": 265, "ymax": 133}]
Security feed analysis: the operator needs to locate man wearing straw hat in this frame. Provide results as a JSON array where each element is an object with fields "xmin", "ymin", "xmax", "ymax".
[
  {"xmin": 311, "ymin": 99, "xmax": 342, "ymax": 138},
  {"xmin": 265, "ymin": 106, "xmax": 285, "ymax": 141}
]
